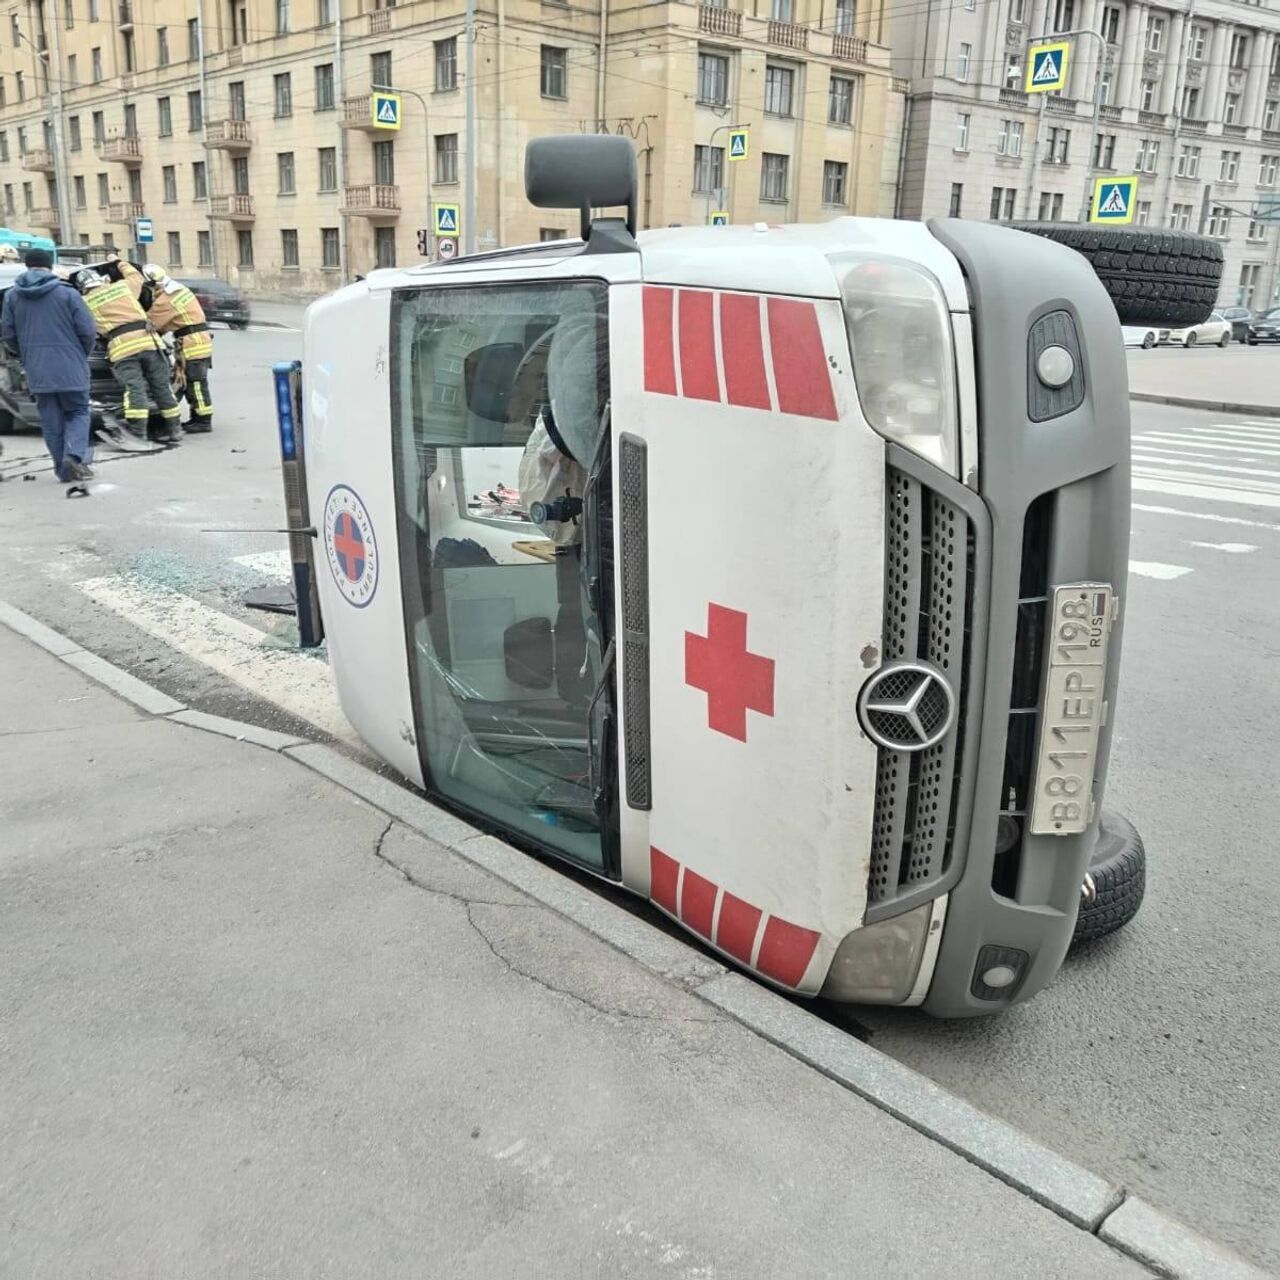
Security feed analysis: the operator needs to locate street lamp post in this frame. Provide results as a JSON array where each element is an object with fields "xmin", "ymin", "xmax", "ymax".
[
  {"xmin": 704, "ymin": 122, "xmax": 747, "ymax": 227},
  {"xmin": 375, "ymin": 82, "xmax": 433, "ymax": 254},
  {"xmin": 15, "ymin": 26, "xmax": 73, "ymax": 248}
]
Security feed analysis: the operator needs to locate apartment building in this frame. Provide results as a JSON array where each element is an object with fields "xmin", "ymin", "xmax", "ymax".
[
  {"xmin": 889, "ymin": 0, "xmax": 1280, "ymax": 309},
  {"xmin": 0, "ymin": 0, "xmax": 901, "ymax": 295}
]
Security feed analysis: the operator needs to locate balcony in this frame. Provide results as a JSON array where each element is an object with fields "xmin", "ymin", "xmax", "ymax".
[
  {"xmin": 1045, "ymin": 96, "xmax": 1078, "ymax": 116},
  {"xmin": 205, "ymin": 119, "xmax": 252, "ymax": 152},
  {"xmin": 227, "ymin": 44, "xmax": 244, "ymax": 67},
  {"xmin": 1099, "ymin": 104, "xmax": 1122, "ymax": 122},
  {"xmin": 370, "ymin": 8, "xmax": 392, "ymax": 33},
  {"xmin": 999, "ymin": 87, "xmax": 1029, "ymax": 107},
  {"xmin": 118, "ymin": 0, "xmax": 133, "ymax": 29},
  {"xmin": 832, "ymin": 33, "xmax": 867, "ymax": 62},
  {"xmin": 1179, "ymin": 116, "xmax": 1206, "ymax": 134},
  {"xmin": 699, "ymin": 4, "xmax": 741, "ymax": 36},
  {"xmin": 29, "ymin": 206, "xmax": 60, "ymax": 232},
  {"xmin": 342, "ymin": 95, "xmax": 385, "ymax": 131},
  {"xmin": 1138, "ymin": 110, "xmax": 1167, "ymax": 128},
  {"xmin": 340, "ymin": 183, "xmax": 401, "ymax": 219},
  {"xmin": 768, "ymin": 20, "xmax": 808, "ymax": 50},
  {"xmin": 20, "ymin": 148, "xmax": 56, "ymax": 174},
  {"xmin": 96, "ymin": 134, "xmax": 142, "ymax": 165},
  {"xmin": 107, "ymin": 201, "xmax": 145, "ymax": 224},
  {"xmin": 1223, "ymin": 122, "xmax": 1248, "ymax": 138},
  {"xmin": 1264, "ymin": 129, "xmax": 1280, "ymax": 146},
  {"xmin": 210, "ymin": 193, "xmax": 255, "ymax": 221}
]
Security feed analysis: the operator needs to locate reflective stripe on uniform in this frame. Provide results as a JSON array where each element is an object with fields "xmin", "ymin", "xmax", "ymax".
[
  {"xmin": 122, "ymin": 387, "xmax": 147, "ymax": 421},
  {"xmin": 192, "ymin": 381, "xmax": 212, "ymax": 415}
]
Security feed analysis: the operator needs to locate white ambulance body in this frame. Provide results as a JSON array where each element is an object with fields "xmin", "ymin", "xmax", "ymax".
[{"xmin": 298, "ymin": 137, "xmax": 1139, "ymax": 1016}]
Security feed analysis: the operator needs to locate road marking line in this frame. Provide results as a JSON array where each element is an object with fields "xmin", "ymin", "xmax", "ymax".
[
  {"xmin": 1128, "ymin": 560, "xmax": 1193, "ymax": 580},
  {"xmin": 1134, "ymin": 434, "xmax": 1280, "ymax": 457},
  {"xmin": 1133, "ymin": 467, "xmax": 1280, "ymax": 495},
  {"xmin": 233, "ymin": 550, "xmax": 293, "ymax": 579},
  {"xmin": 1133, "ymin": 503, "xmax": 1280, "ymax": 533},
  {"xmin": 1188, "ymin": 541, "xmax": 1258, "ymax": 553},
  {"xmin": 75, "ymin": 573, "xmax": 357, "ymax": 746},
  {"xmin": 1205, "ymin": 423, "xmax": 1280, "ymax": 435},
  {"xmin": 1132, "ymin": 455, "xmax": 1280, "ymax": 478},
  {"xmin": 1132, "ymin": 478, "xmax": 1280, "ymax": 509}
]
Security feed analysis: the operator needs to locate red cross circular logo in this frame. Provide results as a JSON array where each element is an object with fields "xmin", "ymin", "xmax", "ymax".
[{"xmin": 323, "ymin": 484, "xmax": 379, "ymax": 608}]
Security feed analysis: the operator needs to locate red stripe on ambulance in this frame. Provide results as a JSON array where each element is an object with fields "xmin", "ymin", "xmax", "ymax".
[
  {"xmin": 648, "ymin": 847, "xmax": 822, "ymax": 988},
  {"xmin": 641, "ymin": 285, "xmax": 836, "ymax": 420}
]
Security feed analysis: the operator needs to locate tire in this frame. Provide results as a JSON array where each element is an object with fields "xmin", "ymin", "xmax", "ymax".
[
  {"xmin": 1007, "ymin": 223, "xmax": 1224, "ymax": 327},
  {"xmin": 1071, "ymin": 811, "xmax": 1146, "ymax": 947},
  {"xmin": 1248, "ymin": 337, "xmax": 1258, "ymax": 346},
  {"xmin": 1219, "ymin": 332, "xmax": 1231, "ymax": 347},
  {"xmin": 1185, "ymin": 332, "xmax": 1197, "ymax": 347},
  {"xmin": 1141, "ymin": 332, "xmax": 1156, "ymax": 349}
]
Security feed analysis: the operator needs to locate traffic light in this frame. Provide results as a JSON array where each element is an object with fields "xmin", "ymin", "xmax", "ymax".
[{"xmin": 416, "ymin": 228, "xmax": 429, "ymax": 257}]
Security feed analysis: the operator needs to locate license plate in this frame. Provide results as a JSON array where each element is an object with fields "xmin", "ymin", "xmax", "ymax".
[{"xmin": 1028, "ymin": 583, "xmax": 1116, "ymax": 837}]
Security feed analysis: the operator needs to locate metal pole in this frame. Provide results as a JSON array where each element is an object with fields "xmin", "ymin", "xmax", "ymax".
[
  {"xmin": 46, "ymin": 10, "xmax": 73, "ymax": 246},
  {"xmin": 1070, "ymin": 29, "xmax": 1109, "ymax": 220},
  {"xmin": 377, "ymin": 83, "xmax": 432, "ymax": 255},
  {"xmin": 335, "ymin": 0, "xmax": 349, "ymax": 280},
  {"xmin": 464, "ymin": 0, "xmax": 476, "ymax": 254},
  {"xmin": 703, "ymin": 123, "xmax": 744, "ymax": 226},
  {"xmin": 195, "ymin": 0, "xmax": 218, "ymax": 272}
]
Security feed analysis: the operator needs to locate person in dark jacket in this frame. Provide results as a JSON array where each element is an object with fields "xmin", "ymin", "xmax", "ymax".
[{"xmin": 1, "ymin": 248, "xmax": 98, "ymax": 482}]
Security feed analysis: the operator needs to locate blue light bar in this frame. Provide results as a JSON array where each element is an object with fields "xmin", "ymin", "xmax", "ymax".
[{"xmin": 273, "ymin": 360, "xmax": 301, "ymax": 461}]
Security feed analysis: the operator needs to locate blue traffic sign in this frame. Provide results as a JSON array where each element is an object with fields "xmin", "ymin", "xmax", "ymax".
[
  {"xmin": 728, "ymin": 128, "xmax": 749, "ymax": 162},
  {"xmin": 372, "ymin": 92, "xmax": 401, "ymax": 129},
  {"xmin": 136, "ymin": 217, "xmax": 154, "ymax": 244},
  {"xmin": 434, "ymin": 204, "xmax": 460, "ymax": 236}
]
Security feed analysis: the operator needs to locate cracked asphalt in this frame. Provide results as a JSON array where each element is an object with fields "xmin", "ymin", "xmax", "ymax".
[{"xmin": 0, "ymin": 624, "xmax": 1152, "ymax": 1278}]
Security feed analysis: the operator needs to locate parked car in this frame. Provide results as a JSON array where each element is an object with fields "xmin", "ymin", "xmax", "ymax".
[
  {"xmin": 1246, "ymin": 307, "xmax": 1280, "ymax": 344},
  {"xmin": 1219, "ymin": 306, "xmax": 1253, "ymax": 342},
  {"xmin": 176, "ymin": 276, "xmax": 251, "ymax": 329},
  {"xmin": 1166, "ymin": 311, "xmax": 1232, "ymax": 347},
  {"xmin": 1121, "ymin": 324, "xmax": 1166, "ymax": 349}
]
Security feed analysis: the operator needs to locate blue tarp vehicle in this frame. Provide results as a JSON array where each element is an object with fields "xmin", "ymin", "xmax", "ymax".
[{"xmin": 0, "ymin": 226, "xmax": 58, "ymax": 262}]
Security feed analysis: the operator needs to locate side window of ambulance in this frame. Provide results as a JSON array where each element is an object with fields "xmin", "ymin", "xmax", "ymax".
[{"xmin": 388, "ymin": 281, "xmax": 612, "ymax": 870}]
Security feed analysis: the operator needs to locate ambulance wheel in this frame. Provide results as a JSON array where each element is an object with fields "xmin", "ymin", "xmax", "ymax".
[
  {"xmin": 1008, "ymin": 223, "xmax": 1223, "ymax": 328},
  {"xmin": 1071, "ymin": 811, "xmax": 1146, "ymax": 948}
]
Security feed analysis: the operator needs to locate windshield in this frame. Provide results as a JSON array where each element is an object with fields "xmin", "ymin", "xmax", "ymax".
[{"xmin": 390, "ymin": 279, "xmax": 612, "ymax": 869}]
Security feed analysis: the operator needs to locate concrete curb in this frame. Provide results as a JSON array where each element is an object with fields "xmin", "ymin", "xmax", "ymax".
[
  {"xmin": 1130, "ymin": 391, "xmax": 1280, "ymax": 417},
  {"xmin": 0, "ymin": 597, "xmax": 1268, "ymax": 1280}
]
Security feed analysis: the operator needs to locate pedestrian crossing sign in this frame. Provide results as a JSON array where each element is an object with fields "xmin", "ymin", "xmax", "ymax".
[
  {"xmin": 710, "ymin": 211, "xmax": 729, "ymax": 226},
  {"xmin": 434, "ymin": 203, "xmax": 460, "ymax": 236},
  {"xmin": 372, "ymin": 92, "xmax": 401, "ymax": 130},
  {"xmin": 728, "ymin": 128, "xmax": 749, "ymax": 162},
  {"xmin": 1026, "ymin": 41, "xmax": 1069, "ymax": 94},
  {"xmin": 1091, "ymin": 175, "xmax": 1138, "ymax": 223}
]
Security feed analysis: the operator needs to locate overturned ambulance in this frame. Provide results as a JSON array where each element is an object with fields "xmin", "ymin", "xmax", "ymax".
[{"xmin": 286, "ymin": 136, "xmax": 1155, "ymax": 1016}]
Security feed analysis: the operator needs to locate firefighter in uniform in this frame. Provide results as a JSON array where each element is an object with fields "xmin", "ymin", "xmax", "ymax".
[
  {"xmin": 140, "ymin": 264, "xmax": 214, "ymax": 432},
  {"xmin": 75, "ymin": 267, "xmax": 182, "ymax": 445}
]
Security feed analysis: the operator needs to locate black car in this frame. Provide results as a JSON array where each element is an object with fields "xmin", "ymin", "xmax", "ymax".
[
  {"xmin": 176, "ymin": 276, "xmax": 251, "ymax": 329},
  {"xmin": 1246, "ymin": 307, "xmax": 1280, "ymax": 344},
  {"xmin": 1220, "ymin": 306, "xmax": 1253, "ymax": 343}
]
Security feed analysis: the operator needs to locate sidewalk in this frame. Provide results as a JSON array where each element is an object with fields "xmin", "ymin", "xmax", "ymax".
[
  {"xmin": 1127, "ymin": 346, "xmax": 1280, "ymax": 415},
  {"xmin": 0, "ymin": 616, "xmax": 1251, "ymax": 1279}
]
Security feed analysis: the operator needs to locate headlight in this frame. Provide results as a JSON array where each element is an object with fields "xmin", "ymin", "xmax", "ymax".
[{"xmin": 836, "ymin": 256, "xmax": 959, "ymax": 476}]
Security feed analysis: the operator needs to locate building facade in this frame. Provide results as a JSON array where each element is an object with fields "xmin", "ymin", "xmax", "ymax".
[
  {"xmin": 0, "ymin": 0, "xmax": 901, "ymax": 294},
  {"xmin": 889, "ymin": 0, "xmax": 1280, "ymax": 310}
]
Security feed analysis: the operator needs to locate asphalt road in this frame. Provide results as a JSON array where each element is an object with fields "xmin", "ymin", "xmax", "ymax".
[{"xmin": 2, "ymin": 328, "xmax": 1277, "ymax": 1270}]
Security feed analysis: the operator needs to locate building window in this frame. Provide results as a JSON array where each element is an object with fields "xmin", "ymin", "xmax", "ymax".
[
  {"xmin": 318, "ymin": 0, "xmax": 333, "ymax": 24},
  {"xmin": 540, "ymin": 228, "xmax": 568, "ymax": 241},
  {"xmin": 318, "ymin": 147, "xmax": 337, "ymax": 191},
  {"xmin": 1093, "ymin": 132, "xmax": 1115, "ymax": 168},
  {"xmin": 956, "ymin": 42, "xmax": 971, "ymax": 81},
  {"xmin": 68, "ymin": 117, "xmax": 81, "ymax": 151},
  {"xmin": 278, "ymin": 151, "xmax": 296, "ymax": 195},
  {"xmin": 315, "ymin": 63, "xmax": 335, "ymax": 111},
  {"xmin": 1145, "ymin": 15, "xmax": 1164, "ymax": 52},
  {"xmin": 435, "ymin": 38, "xmax": 457, "ymax": 91},
  {"xmin": 1096, "ymin": 68, "xmax": 1112, "ymax": 104},
  {"xmin": 1046, "ymin": 127, "xmax": 1070, "ymax": 164},
  {"xmin": 692, "ymin": 143, "xmax": 725, "ymax": 194},
  {"xmin": 198, "ymin": 230, "xmax": 212, "ymax": 266},
  {"xmin": 0, "ymin": 132, "xmax": 8, "ymax": 162},
  {"xmin": 1135, "ymin": 200, "xmax": 1151, "ymax": 226},
  {"xmin": 167, "ymin": 231, "xmax": 182, "ymax": 265},
  {"xmin": 1181, "ymin": 86, "xmax": 1201, "ymax": 119},
  {"xmin": 1009, "ymin": 0, "xmax": 1025, "ymax": 21},
  {"xmin": 237, "ymin": 230, "xmax": 254, "ymax": 268},
  {"xmin": 230, "ymin": 81, "xmax": 246, "ymax": 121},
  {"xmin": 949, "ymin": 182, "xmax": 963, "ymax": 216},
  {"xmin": 157, "ymin": 26, "xmax": 169, "ymax": 66},
  {"xmin": 91, "ymin": 48, "xmax": 102, "ymax": 83},
  {"xmin": 188, "ymin": 17, "xmax": 200, "ymax": 61},
  {"xmin": 1176, "ymin": 144, "xmax": 1200, "ymax": 178},
  {"xmin": 371, "ymin": 50, "xmax": 392, "ymax": 88},
  {"xmin": 1099, "ymin": 5, "xmax": 1120, "ymax": 42},
  {"xmin": 22, "ymin": 181, "xmax": 32, "ymax": 213},
  {"xmin": 188, "ymin": 90, "xmax": 203, "ymax": 132},
  {"xmin": 274, "ymin": 73, "xmax": 293, "ymax": 118},
  {"xmin": 1188, "ymin": 23, "xmax": 1206, "ymax": 61},
  {"xmin": 760, "ymin": 152, "xmax": 789, "ymax": 201},
  {"xmin": 1224, "ymin": 93, "xmax": 1241, "ymax": 125},
  {"xmin": 192, "ymin": 160, "xmax": 208, "ymax": 200},
  {"xmin": 1229, "ymin": 31, "xmax": 1249, "ymax": 70},
  {"xmin": 1, "ymin": 184, "xmax": 11, "ymax": 218},
  {"xmin": 375, "ymin": 226, "xmax": 397, "ymax": 269},
  {"xmin": 828, "ymin": 75, "xmax": 855, "ymax": 125},
  {"xmin": 1136, "ymin": 137, "xmax": 1159, "ymax": 173},
  {"xmin": 92, "ymin": 111, "xmax": 105, "ymax": 144},
  {"xmin": 373, "ymin": 139, "xmax": 395, "ymax": 185},
  {"xmin": 16, "ymin": 125, "xmax": 26, "ymax": 156},
  {"xmin": 1170, "ymin": 203, "xmax": 1193, "ymax": 231},
  {"xmin": 1260, "ymin": 154, "xmax": 1279, "ymax": 188},
  {"xmin": 823, "ymin": 159, "xmax": 848, "ymax": 205},
  {"xmin": 764, "ymin": 64, "xmax": 795, "ymax": 115},
  {"xmin": 158, "ymin": 97, "xmax": 172, "ymax": 137},
  {"xmin": 321, "ymin": 227, "xmax": 340, "ymax": 268},
  {"xmin": 540, "ymin": 46, "xmax": 567, "ymax": 99},
  {"xmin": 1266, "ymin": 100, "xmax": 1280, "ymax": 132},
  {"xmin": 1273, "ymin": 41, "xmax": 1280, "ymax": 78},
  {"xmin": 697, "ymin": 52, "xmax": 729, "ymax": 106},
  {"xmin": 282, "ymin": 228, "xmax": 300, "ymax": 268},
  {"xmin": 833, "ymin": 0, "xmax": 854, "ymax": 36},
  {"xmin": 1052, "ymin": 0, "xmax": 1074, "ymax": 32},
  {"xmin": 1207, "ymin": 205, "xmax": 1231, "ymax": 239},
  {"xmin": 232, "ymin": 155, "xmax": 250, "ymax": 196},
  {"xmin": 96, "ymin": 172, "xmax": 109, "ymax": 207},
  {"xmin": 1219, "ymin": 149, "xmax": 1240, "ymax": 182},
  {"xmin": 128, "ymin": 168, "xmax": 143, "ymax": 203},
  {"xmin": 162, "ymin": 165, "xmax": 177, "ymax": 202},
  {"xmin": 1139, "ymin": 79, "xmax": 1156, "ymax": 112},
  {"xmin": 67, "ymin": 54, "xmax": 78, "ymax": 84},
  {"xmin": 1248, "ymin": 217, "xmax": 1267, "ymax": 242},
  {"xmin": 124, "ymin": 104, "xmax": 138, "ymax": 139},
  {"xmin": 277, "ymin": 0, "xmax": 291, "ymax": 34},
  {"xmin": 73, "ymin": 175, "xmax": 86, "ymax": 209},
  {"xmin": 955, "ymin": 112, "xmax": 970, "ymax": 151},
  {"xmin": 996, "ymin": 118, "xmax": 1023, "ymax": 157},
  {"xmin": 1240, "ymin": 263, "xmax": 1262, "ymax": 307},
  {"xmin": 123, "ymin": 30, "xmax": 135, "ymax": 72},
  {"xmin": 102, "ymin": 233, "xmax": 115, "ymax": 253},
  {"xmin": 1038, "ymin": 191, "xmax": 1064, "ymax": 220},
  {"xmin": 435, "ymin": 133, "xmax": 458, "ymax": 184}
]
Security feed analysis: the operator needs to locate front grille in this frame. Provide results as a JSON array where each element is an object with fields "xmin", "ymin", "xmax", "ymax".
[{"xmin": 867, "ymin": 467, "xmax": 974, "ymax": 908}]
